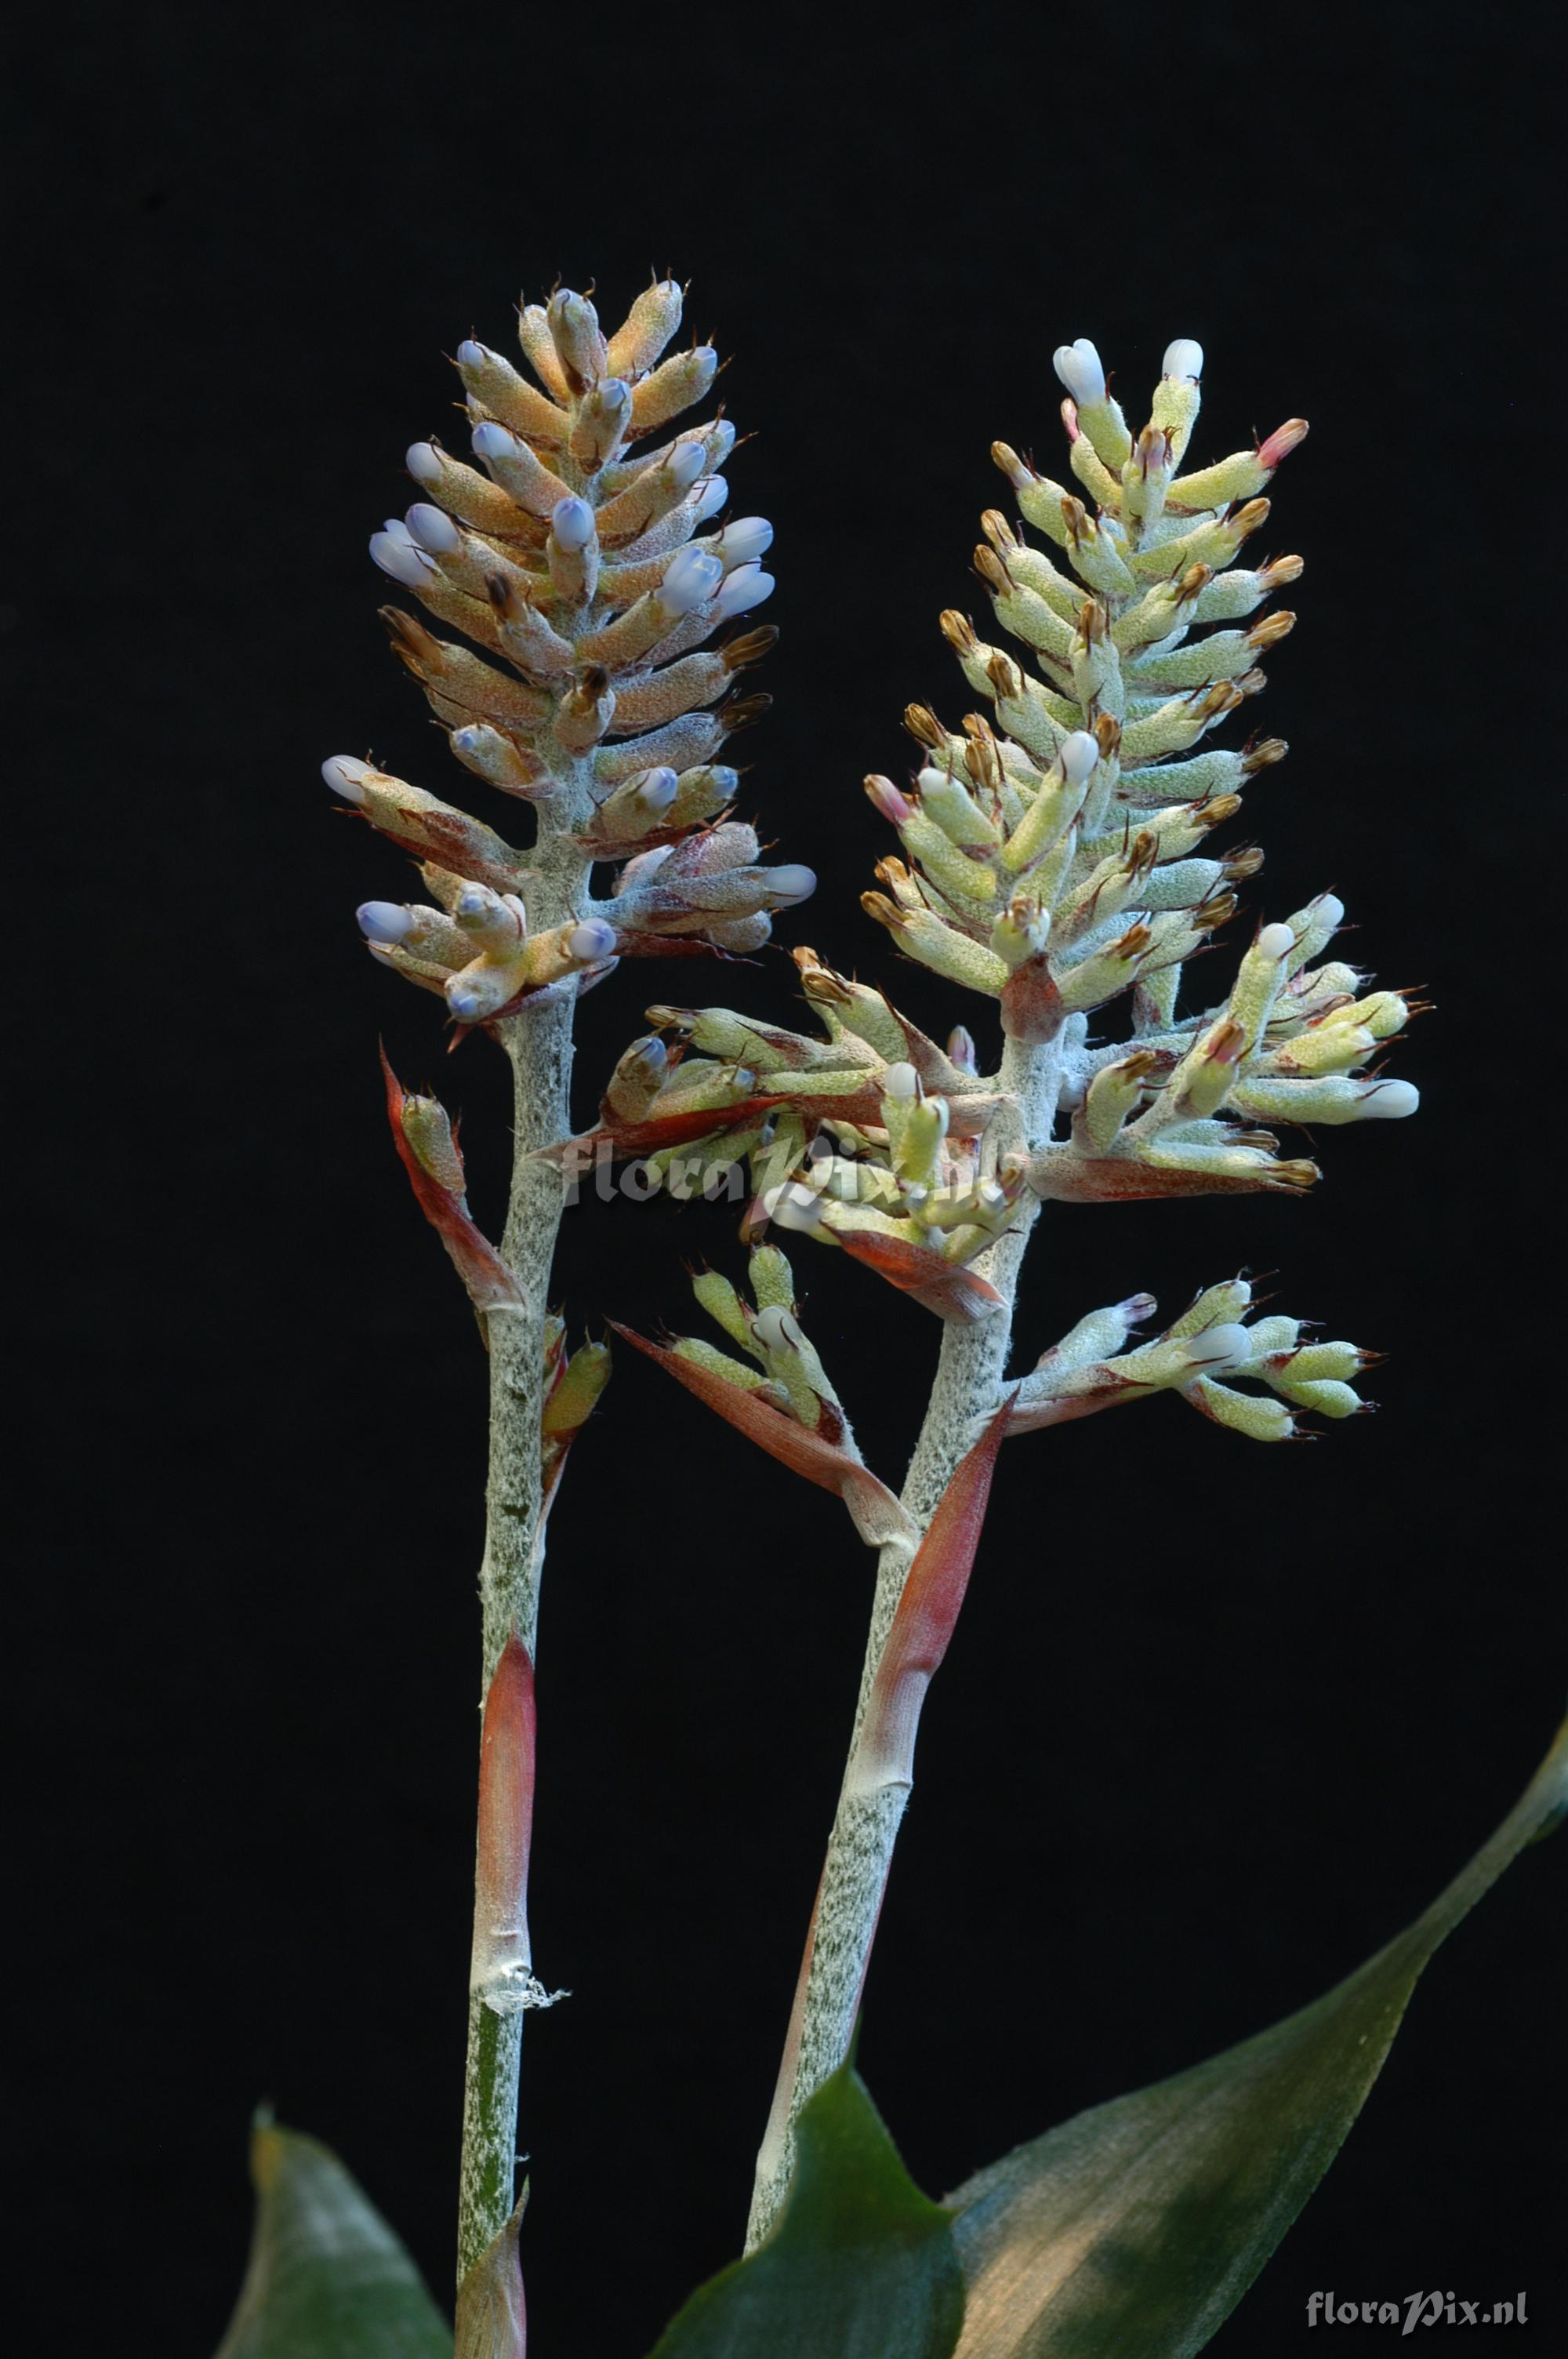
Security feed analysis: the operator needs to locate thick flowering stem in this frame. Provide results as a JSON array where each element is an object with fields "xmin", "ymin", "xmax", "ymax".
[
  {"xmin": 459, "ymin": 973, "xmax": 579, "ymax": 2283},
  {"xmin": 746, "ymin": 1033, "xmax": 1062, "ymax": 2247}
]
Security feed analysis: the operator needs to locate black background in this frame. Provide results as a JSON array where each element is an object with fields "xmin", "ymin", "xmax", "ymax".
[{"xmin": 10, "ymin": 4, "xmax": 1566, "ymax": 2352}]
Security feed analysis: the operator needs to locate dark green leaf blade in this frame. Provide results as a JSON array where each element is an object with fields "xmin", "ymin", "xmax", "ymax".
[
  {"xmin": 651, "ymin": 2065, "xmax": 965, "ymax": 2359},
  {"xmin": 948, "ymin": 1716, "xmax": 1567, "ymax": 2359},
  {"xmin": 215, "ymin": 2117, "xmax": 452, "ymax": 2359}
]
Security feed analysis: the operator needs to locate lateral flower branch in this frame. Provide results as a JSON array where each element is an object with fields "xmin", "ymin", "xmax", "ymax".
[
  {"xmin": 601, "ymin": 333, "xmax": 1421, "ymax": 2243},
  {"xmin": 329, "ymin": 295, "xmax": 1425, "ymax": 2328}
]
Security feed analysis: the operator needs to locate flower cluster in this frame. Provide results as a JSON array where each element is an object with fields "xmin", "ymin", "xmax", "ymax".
[
  {"xmin": 1008, "ymin": 1274, "xmax": 1381, "ymax": 1444},
  {"xmin": 615, "ymin": 1248, "xmax": 915, "ymax": 1546},
  {"xmin": 594, "ymin": 335, "xmax": 1421, "ymax": 1318},
  {"xmin": 325, "ymin": 278, "xmax": 813, "ymax": 1033}
]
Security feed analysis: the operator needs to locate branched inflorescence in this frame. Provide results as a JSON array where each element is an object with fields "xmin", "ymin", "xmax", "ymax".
[
  {"xmin": 334, "ymin": 300, "xmax": 1426, "ymax": 2288},
  {"xmin": 583, "ymin": 333, "xmax": 1425, "ymax": 2243},
  {"xmin": 600, "ymin": 336, "xmax": 1419, "ymax": 1451}
]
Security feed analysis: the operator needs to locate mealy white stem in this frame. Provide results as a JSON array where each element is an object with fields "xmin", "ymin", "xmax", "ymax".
[
  {"xmin": 457, "ymin": 824, "xmax": 589, "ymax": 2283},
  {"xmin": 746, "ymin": 1030, "xmax": 1063, "ymax": 2247}
]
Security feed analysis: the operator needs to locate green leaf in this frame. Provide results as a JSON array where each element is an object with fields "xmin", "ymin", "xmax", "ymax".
[
  {"xmin": 214, "ymin": 2117, "xmax": 452, "ymax": 2359},
  {"xmin": 946, "ymin": 1715, "xmax": 1568, "ymax": 2358},
  {"xmin": 650, "ymin": 2065, "xmax": 965, "ymax": 2359}
]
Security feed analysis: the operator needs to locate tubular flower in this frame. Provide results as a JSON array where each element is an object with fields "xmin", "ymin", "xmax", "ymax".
[{"xmin": 332, "ymin": 278, "xmax": 809, "ymax": 1031}]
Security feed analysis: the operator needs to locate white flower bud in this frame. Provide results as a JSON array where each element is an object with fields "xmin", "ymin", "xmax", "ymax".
[
  {"xmin": 711, "ymin": 563, "xmax": 774, "ymax": 623},
  {"xmin": 322, "ymin": 755, "xmax": 375, "ymax": 803},
  {"xmin": 882, "ymin": 1061, "xmax": 920, "ymax": 1100},
  {"xmin": 762, "ymin": 1180, "xmax": 826, "ymax": 1235},
  {"xmin": 1184, "ymin": 1322, "xmax": 1254, "ymax": 1376},
  {"xmin": 1059, "ymin": 729, "xmax": 1100, "ymax": 785},
  {"xmin": 1163, "ymin": 338, "xmax": 1204, "ymax": 383},
  {"xmin": 406, "ymin": 442, "xmax": 443, "ymax": 487},
  {"xmin": 715, "ymin": 516, "xmax": 774, "ymax": 569},
  {"xmin": 405, "ymin": 502, "xmax": 461, "ymax": 554},
  {"xmin": 550, "ymin": 495, "xmax": 595, "ymax": 551},
  {"xmin": 1256, "ymin": 921, "xmax": 1296, "ymax": 960},
  {"xmin": 661, "ymin": 544, "xmax": 725, "ymax": 614},
  {"xmin": 667, "ymin": 440, "xmax": 706, "ymax": 492},
  {"xmin": 1315, "ymin": 892, "xmax": 1346, "ymax": 933},
  {"xmin": 692, "ymin": 475, "xmax": 729, "ymax": 522},
  {"xmin": 471, "ymin": 420, "xmax": 519, "ymax": 462},
  {"xmin": 1052, "ymin": 338, "xmax": 1106, "ymax": 408},
  {"xmin": 760, "ymin": 863, "xmax": 815, "ymax": 907},
  {"xmin": 752, "ymin": 1304, "xmax": 803, "ymax": 1352},
  {"xmin": 632, "ymin": 766, "xmax": 679, "ymax": 814},
  {"xmin": 356, "ymin": 900, "xmax": 414, "ymax": 943},
  {"xmin": 1356, "ymin": 1078, "xmax": 1419, "ymax": 1119},
  {"xmin": 567, "ymin": 920, "xmax": 617, "ymax": 964},
  {"xmin": 369, "ymin": 527, "xmax": 437, "ymax": 587},
  {"xmin": 456, "ymin": 339, "xmax": 487, "ymax": 369}
]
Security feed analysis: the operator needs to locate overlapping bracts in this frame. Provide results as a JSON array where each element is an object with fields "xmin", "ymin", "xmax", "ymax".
[{"xmin": 325, "ymin": 279, "xmax": 812, "ymax": 1032}]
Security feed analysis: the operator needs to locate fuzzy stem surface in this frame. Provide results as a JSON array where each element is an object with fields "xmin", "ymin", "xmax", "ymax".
[
  {"xmin": 746, "ymin": 1032, "xmax": 1062, "ymax": 2246},
  {"xmin": 457, "ymin": 829, "xmax": 587, "ymax": 2282}
]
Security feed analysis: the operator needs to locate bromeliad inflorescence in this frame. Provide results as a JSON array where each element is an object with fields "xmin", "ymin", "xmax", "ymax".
[
  {"xmin": 594, "ymin": 329, "xmax": 1423, "ymax": 2241},
  {"xmin": 324, "ymin": 292, "xmax": 1428, "ymax": 2328}
]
